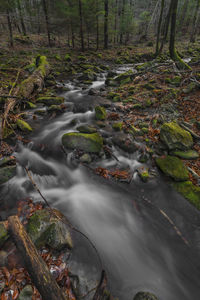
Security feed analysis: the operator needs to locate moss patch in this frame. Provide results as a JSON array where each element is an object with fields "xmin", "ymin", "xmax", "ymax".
[
  {"xmin": 62, "ymin": 132, "xmax": 103, "ymax": 153},
  {"xmin": 37, "ymin": 96, "xmax": 64, "ymax": 106},
  {"xmin": 0, "ymin": 223, "xmax": 9, "ymax": 247},
  {"xmin": 156, "ymin": 155, "xmax": 189, "ymax": 181},
  {"xmin": 0, "ymin": 166, "xmax": 16, "ymax": 185},
  {"xmin": 173, "ymin": 181, "xmax": 200, "ymax": 210},
  {"xmin": 17, "ymin": 119, "xmax": 32, "ymax": 132},
  {"xmin": 172, "ymin": 150, "xmax": 199, "ymax": 160},
  {"xmin": 112, "ymin": 122, "xmax": 123, "ymax": 131},
  {"xmin": 95, "ymin": 106, "xmax": 107, "ymax": 120}
]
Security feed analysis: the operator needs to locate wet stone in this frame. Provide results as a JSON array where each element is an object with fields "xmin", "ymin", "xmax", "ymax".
[{"xmin": 133, "ymin": 291, "xmax": 159, "ymax": 300}]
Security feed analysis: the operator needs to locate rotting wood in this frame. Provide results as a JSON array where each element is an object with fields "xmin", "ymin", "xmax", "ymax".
[{"xmin": 8, "ymin": 215, "xmax": 67, "ymax": 300}]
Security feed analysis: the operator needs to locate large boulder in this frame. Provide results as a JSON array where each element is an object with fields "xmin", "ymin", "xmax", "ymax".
[
  {"xmin": 27, "ymin": 209, "xmax": 73, "ymax": 250},
  {"xmin": 160, "ymin": 122, "xmax": 193, "ymax": 150},
  {"xmin": 62, "ymin": 132, "xmax": 103, "ymax": 153},
  {"xmin": 156, "ymin": 155, "xmax": 189, "ymax": 181},
  {"xmin": 133, "ymin": 291, "xmax": 158, "ymax": 300}
]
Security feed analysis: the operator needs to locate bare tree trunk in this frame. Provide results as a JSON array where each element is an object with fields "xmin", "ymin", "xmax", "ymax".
[
  {"xmin": 114, "ymin": 0, "xmax": 118, "ymax": 44},
  {"xmin": 96, "ymin": 0, "xmax": 99, "ymax": 50},
  {"xmin": 155, "ymin": 0, "xmax": 165, "ymax": 56},
  {"xmin": 190, "ymin": 0, "xmax": 200, "ymax": 43},
  {"xmin": 178, "ymin": 0, "xmax": 189, "ymax": 31},
  {"xmin": 7, "ymin": 10, "xmax": 13, "ymax": 47},
  {"xmin": 17, "ymin": 0, "xmax": 27, "ymax": 36},
  {"xmin": 42, "ymin": 0, "xmax": 51, "ymax": 47},
  {"xmin": 169, "ymin": 0, "xmax": 178, "ymax": 60},
  {"xmin": 104, "ymin": 0, "xmax": 109, "ymax": 49},
  {"xmin": 79, "ymin": 0, "xmax": 84, "ymax": 51},
  {"xmin": 120, "ymin": 0, "xmax": 125, "ymax": 44},
  {"xmin": 158, "ymin": 0, "xmax": 173, "ymax": 55}
]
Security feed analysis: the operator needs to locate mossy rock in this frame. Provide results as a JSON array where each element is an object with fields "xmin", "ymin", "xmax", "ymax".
[
  {"xmin": 77, "ymin": 125, "xmax": 97, "ymax": 134},
  {"xmin": 36, "ymin": 96, "xmax": 64, "ymax": 106},
  {"xmin": 79, "ymin": 153, "xmax": 92, "ymax": 164},
  {"xmin": 132, "ymin": 104, "xmax": 143, "ymax": 109},
  {"xmin": 0, "ymin": 223, "xmax": 9, "ymax": 247},
  {"xmin": 173, "ymin": 181, "xmax": 200, "ymax": 209},
  {"xmin": 160, "ymin": 121, "xmax": 193, "ymax": 150},
  {"xmin": 112, "ymin": 134, "xmax": 137, "ymax": 153},
  {"xmin": 26, "ymin": 101, "xmax": 36, "ymax": 109},
  {"xmin": 18, "ymin": 285, "xmax": 33, "ymax": 300},
  {"xmin": 47, "ymin": 105, "xmax": 62, "ymax": 112},
  {"xmin": 0, "ymin": 165, "xmax": 16, "ymax": 185},
  {"xmin": 17, "ymin": 119, "xmax": 32, "ymax": 132},
  {"xmin": 138, "ymin": 167, "xmax": 149, "ymax": 183},
  {"xmin": 112, "ymin": 122, "xmax": 123, "ymax": 131},
  {"xmin": 62, "ymin": 132, "xmax": 103, "ymax": 153},
  {"xmin": 156, "ymin": 155, "xmax": 189, "ymax": 181},
  {"xmin": 133, "ymin": 291, "xmax": 158, "ymax": 300},
  {"xmin": 172, "ymin": 150, "xmax": 199, "ymax": 160},
  {"xmin": 27, "ymin": 209, "xmax": 73, "ymax": 250},
  {"xmin": 34, "ymin": 109, "xmax": 46, "ymax": 115},
  {"xmin": 95, "ymin": 106, "xmax": 107, "ymax": 120}
]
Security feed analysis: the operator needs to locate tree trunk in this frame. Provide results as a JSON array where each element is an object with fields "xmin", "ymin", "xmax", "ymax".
[
  {"xmin": 42, "ymin": 0, "xmax": 51, "ymax": 47},
  {"xmin": 178, "ymin": 0, "xmax": 189, "ymax": 31},
  {"xmin": 7, "ymin": 10, "xmax": 13, "ymax": 47},
  {"xmin": 8, "ymin": 216, "xmax": 67, "ymax": 300},
  {"xmin": 96, "ymin": 0, "xmax": 99, "ymax": 50},
  {"xmin": 169, "ymin": 0, "xmax": 178, "ymax": 60},
  {"xmin": 79, "ymin": 0, "xmax": 84, "ymax": 51},
  {"xmin": 104, "ymin": 0, "xmax": 109, "ymax": 49},
  {"xmin": 120, "ymin": 0, "xmax": 125, "ymax": 44},
  {"xmin": 155, "ymin": 0, "xmax": 165, "ymax": 56},
  {"xmin": 158, "ymin": 0, "xmax": 173, "ymax": 55},
  {"xmin": 190, "ymin": 0, "xmax": 200, "ymax": 43},
  {"xmin": 17, "ymin": 0, "xmax": 27, "ymax": 36}
]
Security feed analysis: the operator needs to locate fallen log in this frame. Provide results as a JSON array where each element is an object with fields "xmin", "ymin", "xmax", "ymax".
[{"xmin": 7, "ymin": 215, "xmax": 67, "ymax": 300}]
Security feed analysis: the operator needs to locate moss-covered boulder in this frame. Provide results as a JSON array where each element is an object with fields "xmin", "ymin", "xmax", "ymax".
[
  {"xmin": 47, "ymin": 104, "xmax": 62, "ymax": 112},
  {"xmin": 112, "ymin": 122, "xmax": 123, "ymax": 131},
  {"xmin": 0, "ymin": 223, "xmax": 9, "ymax": 247},
  {"xmin": 156, "ymin": 155, "xmax": 189, "ymax": 181},
  {"xmin": 133, "ymin": 291, "xmax": 158, "ymax": 300},
  {"xmin": 172, "ymin": 150, "xmax": 199, "ymax": 160},
  {"xmin": 17, "ymin": 119, "xmax": 32, "ymax": 132},
  {"xmin": 160, "ymin": 122, "xmax": 193, "ymax": 150},
  {"xmin": 77, "ymin": 125, "xmax": 97, "ymax": 134},
  {"xmin": 27, "ymin": 209, "xmax": 73, "ymax": 250},
  {"xmin": 36, "ymin": 96, "xmax": 64, "ymax": 106},
  {"xmin": 173, "ymin": 181, "xmax": 200, "ymax": 209},
  {"xmin": 95, "ymin": 106, "xmax": 107, "ymax": 121},
  {"xmin": 0, "ymin": 166, "xmax": 16, "ymax": 185},
  {"xmin": 62, "ymin": 132, "xmax": 103, "ymax": 153},
  {"xmin": 18, "ymin": 285, "xmax": 33, "ymax": 300}
]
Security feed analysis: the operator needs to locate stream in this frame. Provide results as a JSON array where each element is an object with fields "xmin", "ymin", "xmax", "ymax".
[{"xmin": 1, "ymin": 66, "xmax": 200, "ymax": 300}]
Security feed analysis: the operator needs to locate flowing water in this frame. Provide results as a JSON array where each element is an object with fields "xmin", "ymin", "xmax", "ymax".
[{"xmin": 1, "ymin": 68, "xmax": 200, "ymax": 300}]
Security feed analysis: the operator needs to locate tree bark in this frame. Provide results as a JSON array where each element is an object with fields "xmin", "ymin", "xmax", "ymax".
[
  {"xmin": 42, "ymin": 0, "xmax": 51, "ymax": 47},
  {"xmin": 158, "ymin": 0, "xmax": 173, "ymax": 55},
  {"xmin": 79, "ymin": 0, "xmax": 84, "ymax": 51},
  {"xmin": 8, "ymin": 216, "xmax": 67, "ymax": 300},
  {"xmin": 17, "ymin": 0, "xmax": 27, "ymax": 36},
  {"xmin": 169, "ymin": 0, "xmax": 178, "ymax": 60},
  {"xmin": 190, "ymin": 0, "xmax": 200, "ymax": 43},
  {"xmin": 7, "ymin": 10, "xmax": 13, "ymax": 47},
  {"xmin": 104, "ymin": 0, "xmax": 109, "ymax": 49},
  {"xmin": 155, "ymin": 0, "xmax": 165, "ymax": 56},
  {"xmin": 96, "ymin": 0, "xmax": 99, "ymax": 50}
]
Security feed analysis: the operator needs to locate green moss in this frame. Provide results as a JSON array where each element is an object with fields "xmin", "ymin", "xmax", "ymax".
[
  {"xmin": 0, "ymin": 223, "xmax": 9, "ymax": 247},
  {"xmin": 2, "ymin": 126, "xmax": 14, "ymax": 138},
  {"xmin": 112, "ymin": 122, "xmax": 123, "ymax": 131},
  {"xmin": 47, "ymin": 105, "xmax": 62, "ymax": 112},
  {"xmin": 139, "ymin": 170, "xmax": 149, "ymax": 183},
  {"xmin": 37, "ymin": 56, "xmax": 49, "ymax": 77},
  {"xmin": 95, "ymin": 106, "xmax": 107, "ymax": 120},
  {"xmin": 143, "ymin": 83, "xmax": 154, "ymax": 90},
  {"xmin": 77, "ymin": 125, "xmax": 97, "ymax": 134},
  {"xmin": 134, "ymin": 291, "xmax": 158, "ymax": 300},
  {"xmin": 36, "ymin": 96, "xmax": 64, "ymax": 106},
  {"xmin": 156, "ymin": 155, "xmax": 189, "ymax": 181},
  {"xmin": 17, "ymin": 119, "xmax": 32, "ymax": 132},
  {"xmin": 141, "ymin": 127, "xmax": 149, "ymax": 134},
  {"xmin": 62, "ymin": 132, "xmax": 103, "ymax": 153},
  {"xmin": 26, "ymin": 101, "xmax": 36, "ymax": 109},
  {"xmin": 172, "ymin": 150, "xmax": 199, "ymax": 160},
  {"xmin": 160, "ymin": 121, "xmax": 193, "ymax": 150},
  {"xmin": 173, "ymin": 181, "xmax": 200, "ymax": 209},
  {"xmin": 132, "ymin": 104, "xmax": 143, "ymax": 109},
  {"xmin": 64, "ymin": 53, "xmax": 71, "ymax": 62},
  {"xmin": 145, "ymin": 99, "xmax": 152, "ymax": 107},
  {"xmin": 0, "ymin": 166, "xmax": 16, "ymax": 185},
  {"xmin": 120, "ymin": 77, "xmax": 131, "ymax": 85}
]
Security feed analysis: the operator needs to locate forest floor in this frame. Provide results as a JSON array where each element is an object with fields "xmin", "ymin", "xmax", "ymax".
[{"xmin": 0, "ymin": 35, "xmax": 200, "ymax": 299}]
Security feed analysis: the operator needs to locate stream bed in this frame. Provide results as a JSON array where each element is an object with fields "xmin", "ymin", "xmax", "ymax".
[{"xmin": 1, "ymin": 67, "xmax": 200, "ymax": 300}]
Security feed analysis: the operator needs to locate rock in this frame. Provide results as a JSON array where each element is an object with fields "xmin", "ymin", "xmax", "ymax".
[
  {"xmin": 173, "ymin": 181, "xmax": 200, "ymax": 209},
  {"xmin": 47, "ymin": 105, "xmax": 62, "ymax": 112},
  {"xmin": 112, "ymin": 134, "xmax": 138, "ymax": 153},
  {"xmin": 95, "ymin": 106, "xmax": 107, "ymax": 120},
  {"xmin": 79, "ymin": 153, "xmax": 92, "ymax": 164},
  {"xmin": 34, "ymin": 109, "xmax": 46, "ymax": 115},
  {"xmin": 156, "ymin": 155, "xmax": 189, "ymax": 181},
  {"xmin": 27, "ymin": 209, "xmax": 73, "ymax": 250},
  {"xmin": 172, "ymin": 150, "xmax": 199, "ymax": 160},
  {"xmin": 88, "ymin": 88, "xmax": 98, "ymax": 95},
  {"xmin": 133, "ymin": 291, "xmax": 159, "ymax": 300},
  {"xmin": 77, "ymin": 125, "xmax": 97, "ymax": 134},
  {"xmin": 36, "ymin": 96, "xmax": 64, "ymax": 106},
  {"xmin": 112, "ymin": 122, "xmax": 123, "ymax": 131},
  {"xmin": 62, "ymin": 132, "xmax": 103, "ymax": 153},
  {"xmin": 17, "ymin": 119, "xmax": 33, "ymax": 132},
  {"xmin": 0, "ymin": 223, "xmax": 9, "ymax": 247},
  {"xmin": 160, "ymin": 121, "xmax": 193, "ymax": 150},
  {"xmin": 138, "ymin": 167, "xmax": 149, "ymax": 183},
  {"xmin": 0, "ymin": 156, "xmax": 15, "ymax": 168},
  {"xmin": 18, "ymin": 285, "xmax": 33, "ymax": 300},
  {"xmin": 0, "ymin": 165, "xmax": 16, "ymax": 185}
]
